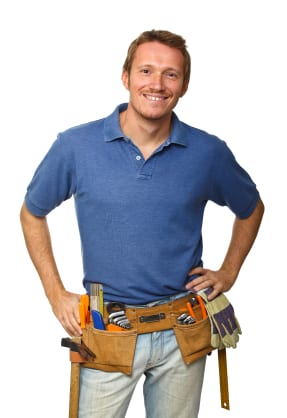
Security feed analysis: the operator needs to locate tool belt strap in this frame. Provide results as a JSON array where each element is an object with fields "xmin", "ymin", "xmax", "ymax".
[{"xmin": 103, "ymin": 294, "xmax": 199, "ymax": 334}]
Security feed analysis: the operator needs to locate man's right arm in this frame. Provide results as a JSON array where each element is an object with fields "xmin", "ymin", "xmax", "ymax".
[{"xmin": 20, "ymin": 202, "xmax": 82, "ymax": 336}]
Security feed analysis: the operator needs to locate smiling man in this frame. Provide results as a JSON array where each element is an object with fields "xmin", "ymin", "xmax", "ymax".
[
  {"xmin": 20, "ymin": 30, "xmax": 264, "ymax": 418},
  {"xmin": 120, "ymin": 38, "xmax": 189, "ymax": 160}
]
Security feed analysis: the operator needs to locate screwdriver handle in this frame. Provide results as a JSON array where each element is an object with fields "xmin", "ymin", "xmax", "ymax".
[{"xmin": 91, "ymin": 310, "xmax": 105, "ymax": 330}]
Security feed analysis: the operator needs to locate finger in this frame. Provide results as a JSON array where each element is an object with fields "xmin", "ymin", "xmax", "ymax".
[
  {"xmin": 188, "ymin": 266, "xmax": 205, "ymax": 276},
  {"xmin": 186, "ymin": 273, "xmax": 210, "ymax": 290},
  {"xmin": 64, "ymin": 318, "xmax": 83, "ymax": 337},
  {"xmin": 191, "ymin": 281, "xmax": 211, "ymax": 293},
  {"xmin": 70, "ymin": 308, "xmax": 83, "ymax": 336},
  {"xmin": 59, "ymin": 308, "xmax": 83, "ymax": 337},
  {"xmin": 67, "ymin": 294, "xmax": 82, "ymax": 333},
  {"xmin": 206, "ymin": 288, "xmax": 219, "ymax": 301}
]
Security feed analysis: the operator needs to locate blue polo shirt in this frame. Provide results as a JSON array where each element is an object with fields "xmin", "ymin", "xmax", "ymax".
[{"xmin": 25, "ymin": 103, "xmax": 260, "ymax": 304}]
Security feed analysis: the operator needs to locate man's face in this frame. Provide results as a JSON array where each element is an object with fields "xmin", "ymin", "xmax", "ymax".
[{"xmin": 122, "ymin": 41, "xmax": 188, "ymax": 121}]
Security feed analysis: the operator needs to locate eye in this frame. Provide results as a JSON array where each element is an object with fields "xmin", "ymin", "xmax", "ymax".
[
  {"xmin": 166, "ymin": 71, "xmax": 178, "ymax": 79},
  {"xmin": 141, "ymin": 68, "xmax": 150, "ymax": 75}
]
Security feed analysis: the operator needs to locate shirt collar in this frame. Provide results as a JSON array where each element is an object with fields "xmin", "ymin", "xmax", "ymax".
[{"xmin": 104, "ymin": 103, "xmax": 188, "ymax": 147}]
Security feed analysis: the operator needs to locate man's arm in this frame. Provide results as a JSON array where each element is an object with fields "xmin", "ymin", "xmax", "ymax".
[
  {"xmin": 186, "ymin": 197, "xmax": 265, "ymax": 300},
  {"xmin": 20, "ymin": 202, "xmax": 83, "ymax": 336}
]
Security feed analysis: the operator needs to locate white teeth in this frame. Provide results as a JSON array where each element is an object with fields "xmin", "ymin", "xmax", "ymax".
[{"xmin": 146, "ymin": 95, "xmax": 163, "ymax": 101}]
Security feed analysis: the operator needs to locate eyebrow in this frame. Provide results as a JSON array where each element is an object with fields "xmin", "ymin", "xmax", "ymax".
[{"xmin": 137, "ymin": 64, "xmax": 182, "ymax": 74}]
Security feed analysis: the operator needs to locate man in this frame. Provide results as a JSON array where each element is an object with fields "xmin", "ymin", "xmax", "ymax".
[{"xmin": 20, "ymin": 30, "xmax": 264, "ymax": 417}]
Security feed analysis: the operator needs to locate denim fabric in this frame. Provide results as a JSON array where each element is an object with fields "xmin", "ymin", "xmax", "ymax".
[
  {"xmin": 79, "ymin": 329, "xmax": 206, "ymax": 418},
  {"xmin": 79, "ymin": 293, "xmax": 206, "ymax": 418}
]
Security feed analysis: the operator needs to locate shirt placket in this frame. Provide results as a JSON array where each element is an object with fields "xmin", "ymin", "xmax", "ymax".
[
  {"xmin": 127, "ymin": 142, "xmax": 156, "ymax": 180},
  {"xmin": 126, "ymin": 138, "xmax": 173, "ymax": 180}
]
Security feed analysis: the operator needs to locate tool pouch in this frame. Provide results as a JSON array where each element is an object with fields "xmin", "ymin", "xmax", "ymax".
[
  {"xmin": 72, "ymin": 293, "xmax": 238, "ymax": 374},
  {"xmin": 80, "ymin": 324, "xmax": 137, "ymax": 375},
  {"xmin": 173, "ymin": 308, "xmax": 214, "ymax": 364}
]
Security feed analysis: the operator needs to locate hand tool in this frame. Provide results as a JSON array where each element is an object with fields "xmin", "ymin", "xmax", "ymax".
[
  {"xmin": 176, "ymin": 312, "xmax": 195, "ymax": 325},
  {"xmin": 195, "ymin": 294, "xmax": 207, "ymax": 319},
  {"xmin": 107, "ymin": 302, "xmax": 132, "ymax": 329},
  {"xmin": 108, "ymin": 310, "xmax": 126, "ymax": 321},
  {"xmin": 91, "ymin": 310, "xmax": 105, "ymax": 330},
  {"xmin": 106, "ymin": 323, "xmax": 124, "ymax": 331},
  {"xmin": 90, "ymin": 283, "xmax": 104, "ymax": 314},
  {"xmin": 186, "ymin": 301, "xmax": 196, "ymax": 320},
  {"xmin": 79, "ymin": 303, "xmax": 86, "ymax": 328},
  {"xmin": 190, "ymin": 296, "xmax": 197, "ymax": 306},
  {"xmin": 112, "ymin": 314, "xmax": 130, "ymax": 328},
  {"xmin": 61, "ymin": 337, "xmax": 96, "ymax": 362},
  {"xmin": 63, "ymin": 336, "xmax": 96, "ymax": 418},
  {"xmin": 79, "ymin": 294, "xmax": 90, "ymax": 328},
  {"xmin": 90, "ymin": 283, "xmax": 105, "ymax": 329},
  {"xmin": 218, "ymin": 348, "xmax": 230, "ymax": 410}
]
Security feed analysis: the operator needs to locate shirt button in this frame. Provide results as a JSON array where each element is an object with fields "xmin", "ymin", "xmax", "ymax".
[{"xmin": 136, "ymin": 155, "xmax": 141, "ymax": 160}]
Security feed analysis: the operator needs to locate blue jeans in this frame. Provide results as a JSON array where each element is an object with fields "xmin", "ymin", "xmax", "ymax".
[{"xmin": 79, "ymin": 294, "xmax": 206, "ymax": 417}]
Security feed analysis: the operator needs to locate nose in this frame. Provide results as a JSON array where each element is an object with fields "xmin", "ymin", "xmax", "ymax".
[{"xmin": 149, "ymin": 72, "xmax": 164, "ymax": 90}]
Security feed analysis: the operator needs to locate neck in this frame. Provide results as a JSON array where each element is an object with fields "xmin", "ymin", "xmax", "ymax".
[{"xmin": 120, "ymin": 107, "xmax": 172, "ymax": 159}]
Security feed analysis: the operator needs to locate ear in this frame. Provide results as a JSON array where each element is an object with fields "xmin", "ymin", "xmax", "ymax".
[{"xmin": 121, "ymin": 70, "xmax": 129, "ymax": 91}]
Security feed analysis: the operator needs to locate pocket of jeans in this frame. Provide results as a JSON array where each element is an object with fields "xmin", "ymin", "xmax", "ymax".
[
  {"xmin": 173, "ymin": 317, "xmax": 214, "ymax": 365},
  {"xmin": 81, "ymin": 324, "xmax": 138, "ymax": 375}
]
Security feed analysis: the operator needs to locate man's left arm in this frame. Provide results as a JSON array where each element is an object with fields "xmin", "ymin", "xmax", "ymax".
[{"xmin": 186, "ymin": 197, "xmax": 265, "ymax": 300}]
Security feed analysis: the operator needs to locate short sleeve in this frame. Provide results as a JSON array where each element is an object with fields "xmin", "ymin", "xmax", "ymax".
[
  {"xmin": 210, "ymin": 143, "xmax": 259, "ymax": 219},
  {"xmin": 24, "ymin": 134, "xmax": 76, "ymax": 216}
]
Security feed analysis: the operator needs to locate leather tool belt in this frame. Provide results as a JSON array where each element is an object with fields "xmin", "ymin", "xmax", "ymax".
[
  {"xmin": 73, "ymin": 293, "xmax": 214, "ymax": 375},
  {"xmin": 67, "ymin": 293, "xmax": 230, "ymax": 410},
  {"xmin": 104, "ymin": 293, "xmax": 199, "ymax": 333}
]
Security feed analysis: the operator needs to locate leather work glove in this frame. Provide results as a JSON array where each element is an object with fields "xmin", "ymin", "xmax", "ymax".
[{"xmin": 199, "ymin": 289, "xmax": 242, "ymax": 349}]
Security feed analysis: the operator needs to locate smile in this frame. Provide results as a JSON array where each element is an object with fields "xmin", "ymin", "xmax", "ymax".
[{"xmin": 144, "ymin": 94, "xmax": 167, "ymax": 101}]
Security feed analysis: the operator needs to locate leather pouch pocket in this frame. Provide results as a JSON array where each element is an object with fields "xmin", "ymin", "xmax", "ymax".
[
  {"xmin": 81, "ymin": 324, "xmax": 137, "ymax": 375},
  {"xmin": 173, "ymin": 317, "xmax": 214, "ymax": 364}
]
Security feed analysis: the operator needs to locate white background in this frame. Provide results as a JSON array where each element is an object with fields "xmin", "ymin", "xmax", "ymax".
[{"xmin": 1, "ymin": 0, "xmax": 286, "ymax": 417}]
